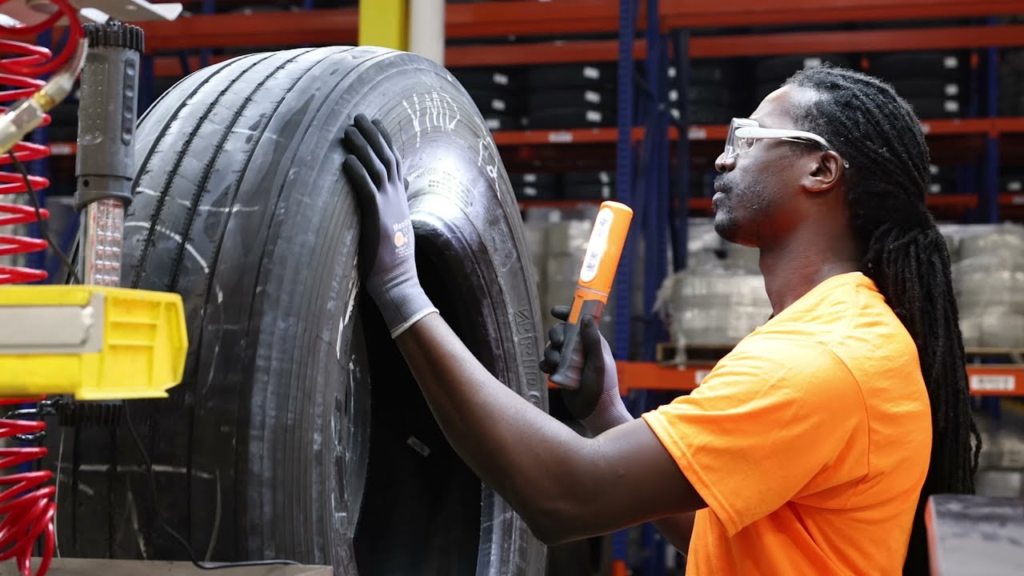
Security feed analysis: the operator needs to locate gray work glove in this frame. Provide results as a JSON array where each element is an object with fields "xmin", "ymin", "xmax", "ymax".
[
  {"xmin": 540, "ymin": 306, "xmax": 633, "ymax": 435},
  {"xmin": 342, "ymin": 114, "xmax": 437, "ymax": 338}
]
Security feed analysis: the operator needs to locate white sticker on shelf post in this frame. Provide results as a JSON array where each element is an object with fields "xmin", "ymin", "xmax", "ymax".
[
  {"xmin": 695, "ymin": 370, "xmax": 710, "ymax": 385},
  {"xmin": 548, "ymin": 131, "xmax": 573, "ymax": 143},
  {"xmin": 688, "ymin": 127, "xmax": 708, "ymax": 140},
  {"xmin": 969, "ymin": 374, "xmax": 1016, "ymax": 392}
]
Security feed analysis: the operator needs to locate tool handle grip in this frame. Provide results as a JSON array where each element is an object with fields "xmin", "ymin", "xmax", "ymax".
[{"xmin": 549, "ymin": 298, "xmax": 605, "ymax": 390}]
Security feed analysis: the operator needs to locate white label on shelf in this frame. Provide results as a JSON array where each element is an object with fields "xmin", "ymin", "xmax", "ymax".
[
  {"xmin": 944, "ymin": 56, "xmax": 959, "ymax": 69},
  {"xmin": 50, "ymin": 143, "xmax": 74, "ymax": 156},
  {"xmin": 601, "ymin": 185, "xmax": 611, "ymax": 199},
  {"xmin": 688, "ymin": 127, "xmax": 708, "ymax": 140},
  {"xmin": 695, "ymin": 369, "xmax": 710, "ymax": 385},
  {"xmin": 486, "ymin": 118, "xmax": 500, "ymax": 130},
  {"xmin": 585, "ymin": 90, "xmax": 601, "ymax": 104},
  {"xmin": 970, "ymin": 374, "xmax": 1015, "ymax": 392},
  {"xmin": 492, "ymin": 99, "xmax": 507, "ymax": 112},
  {"xmin": 669, "ymin": 89, "xmax": 679, "ymax": 102},
  {"xmin": 493, "ymin": 73, "xmax": 509, "ymax": 86},
  {"xmin": 524, "ymin": 173, "xmax": 538, "ymax": 184},
  {"xmin": 929, "ymin": 183, "xmax": 942, "ymax": 194},
  {"xmin": 586, "ymin": 110, "xmax": 603, "ymax": 123},
  {"xmin": 920, "ymin": 122, "xmax": 932, "ymax": 134},
  {"xmin": 804, "ymin": 57, "xmax": 823, "ymax": 68},
  {"xmin": 930, "ymin": 164, "xmax": 940, "ymax": 176},
  {"xmin": 599, "ymin": 171, "xmax": 611, "ymax": 184},
  {"xmin": 1012, "ymin": 195, "xmax": 1024, "ymax": 205},
  {"xmin": 549, "ymin": 131, "xmax": 574, "ymax": 143},
  {"xmin": 1009, "ymin": 181, "xmax": 1023, "ymax": 192},
  {"xmin": 584, "ymin": 66, "xmax": 600, "ymax": 80},
  {"xmin": 523, "ymin": 186, "xmax": 538, "ymax": 197},
  {"xmin": 579, "ymin": 208, "xmax": 615, "ymax": 283},
  {"xmin": 945, "ymin": 83, "xmax": 960, "ymax": 97},
  {"xmin": 944, "ymin": 100, "xmax": 960, "ymax": 113},
  {"xmin": 668, "ymin": 66, "xmax": 677, "ymax": 79}
]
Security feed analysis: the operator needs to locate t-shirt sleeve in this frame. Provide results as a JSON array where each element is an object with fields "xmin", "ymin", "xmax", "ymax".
[{"xmin": 641, "ymin": 339, "xmax": 868, "ymax": 536}]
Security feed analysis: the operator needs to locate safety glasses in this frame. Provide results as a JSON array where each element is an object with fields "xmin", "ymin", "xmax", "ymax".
[{"xmin": 718, "ymin": 118, "xmax": 849, "ymax": 168}]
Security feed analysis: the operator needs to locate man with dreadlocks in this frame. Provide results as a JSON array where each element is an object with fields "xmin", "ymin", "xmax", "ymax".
[{"xmin": 341, "ymin": 64, "xmax": 979, "ymax": 576}]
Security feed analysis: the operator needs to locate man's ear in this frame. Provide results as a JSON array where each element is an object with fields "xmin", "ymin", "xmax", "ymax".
[{"xmin": 803, "ymin": 150, "xmax": 844, "ymax": 194}]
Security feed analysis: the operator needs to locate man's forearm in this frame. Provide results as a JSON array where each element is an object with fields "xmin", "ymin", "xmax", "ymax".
[
  {"xmin": 394, "ymin": 313, "xmax": 595, "ymax": 538},
  {"xmin": 393, "ymin": 313, "xmax": 705, "ymax": 545}
]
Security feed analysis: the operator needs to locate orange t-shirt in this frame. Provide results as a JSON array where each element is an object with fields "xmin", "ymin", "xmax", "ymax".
[{"xmin": 642, "ymin": 272, "xmax": 932, "ymax": 575}]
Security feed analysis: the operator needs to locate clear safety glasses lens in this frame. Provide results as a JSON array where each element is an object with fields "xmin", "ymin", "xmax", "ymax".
[{"xmin": 719, "ymin": 118, "xmax": 758, "ymax": 164}]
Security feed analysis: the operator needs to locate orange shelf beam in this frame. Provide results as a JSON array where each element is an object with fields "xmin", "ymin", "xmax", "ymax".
[
  {"xmin": 616, "ymin": 362, "xmax": 1024, "ymax": 396},
  {"xmin": 926, "ymin": 195, "xmax": 979, "ymax": 210},
  {"xmin": 690, "ymin": 25, "xmax": 1024, "ymax": 59},
  {"xmin": 662, "ymin": 0, "xmax": 1024, "ymax": 29},
  {"xmin": 521, "ymin": 196, "xmax": 974, "ymax": 213},
  {"xmin": 448, "ymin": 40, "xmax": 646, "ymax": 68},
  {"xmin": 446, "ymin": 25, "xmax": 1024, "ymax": 68},
  {"xmin": 492, "ymin": 121, "xmax": 983, "ymax": 148},
  {"xmin": 494, "ymin": 127, "xmax": 643, "ymax": 146},
  {"xmin": 135, "ymin": 19, "xmax": 1024, "ymax": 68},
  {"xmin": 996, "ymin": 118, "xmax": 1024, "ymax": 134},
  {"xmin": 446, "ymin": 0, "xmax": 645, "ymax": 38},
  {"xmin": 1000, "ymin": 194, "xmax": 1024, "ymax": 207},
  {"xmin": 137, "ymin": 9, "xmax": 359, "ymax": 51},
  {"xmin": 519, "ymin": 198, "xmax": 714, "ymax": 210}
]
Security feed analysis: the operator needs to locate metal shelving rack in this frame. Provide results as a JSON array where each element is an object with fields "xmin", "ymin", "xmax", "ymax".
[{"xmin": 27, "ymin": 1, "xmax": 1024, "ymax": 572}]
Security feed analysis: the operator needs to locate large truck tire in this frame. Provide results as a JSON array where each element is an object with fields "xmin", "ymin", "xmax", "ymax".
[{"xmin": 52, "ymin": 46, "xmax": 548, "ymax": 576}]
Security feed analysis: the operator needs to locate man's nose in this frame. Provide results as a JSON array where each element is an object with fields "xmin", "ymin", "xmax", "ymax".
[{"xmin": 715, "ymin": 153, "xmax": 736, "ymax": 173}]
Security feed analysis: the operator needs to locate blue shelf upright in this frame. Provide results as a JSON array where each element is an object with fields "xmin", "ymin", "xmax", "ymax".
[{"xmin": 613, "ymin": 0, "xmax": 637, "ymax": 364}]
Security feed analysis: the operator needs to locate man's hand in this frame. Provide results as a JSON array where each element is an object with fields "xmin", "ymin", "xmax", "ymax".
[
  {"xmin": 540, "ymin": 306, "xmax": 633, "ymax": 434},
  {"xmin": 342, "ymin": 114, "xmax": 437, "ymax": 337}
]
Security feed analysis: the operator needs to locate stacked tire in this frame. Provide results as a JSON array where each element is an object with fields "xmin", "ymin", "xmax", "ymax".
[
  {"xmin": 454, "ymin": 67, "xmax": 526, "ymax": 131},
  {"xmin": 510, "ymin": 172, "xmax": 559, "ymax": 201},
  {"xmin": 928, "ymin": 164, "xmax": 959, "ymax": 196},
  {"xmin": 526, "ymin": 63, "xmax": 617, "ymax": 129},
  {"xmin": 753, "ymin": 54, "xmax": 856, "ymax": 103},
  {"xmin": 671, "ymin": 60, "xmax": 745, "ymax": 125},
  {"xmin": 868, "ymin": 51, "xmax": 967, "ymax": 119},
  {"xmin": 1004, "ymin": 169, "xmax": 1024, "ymax": 197},
  {"xmin": 1001, "ymin": 49, "xmax": 1024, "ymax": 117}
]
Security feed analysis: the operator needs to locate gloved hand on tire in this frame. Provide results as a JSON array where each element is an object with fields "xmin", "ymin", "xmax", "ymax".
[
  {"xmin": 540, "ymin": 306, "xmax": 633, "ymax": 434},
  {"xmin": 342, "ymin": 113, "xmax": 632, "ymax": 434},
  {"xmin": 342, "ymin": 114, "xmax": 438, "ymax": 338}
]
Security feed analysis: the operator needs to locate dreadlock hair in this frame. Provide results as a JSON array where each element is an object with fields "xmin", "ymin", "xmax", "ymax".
[{"xmin": 785, "ymin": 65, "xmax": 981, "ymax": 575}]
